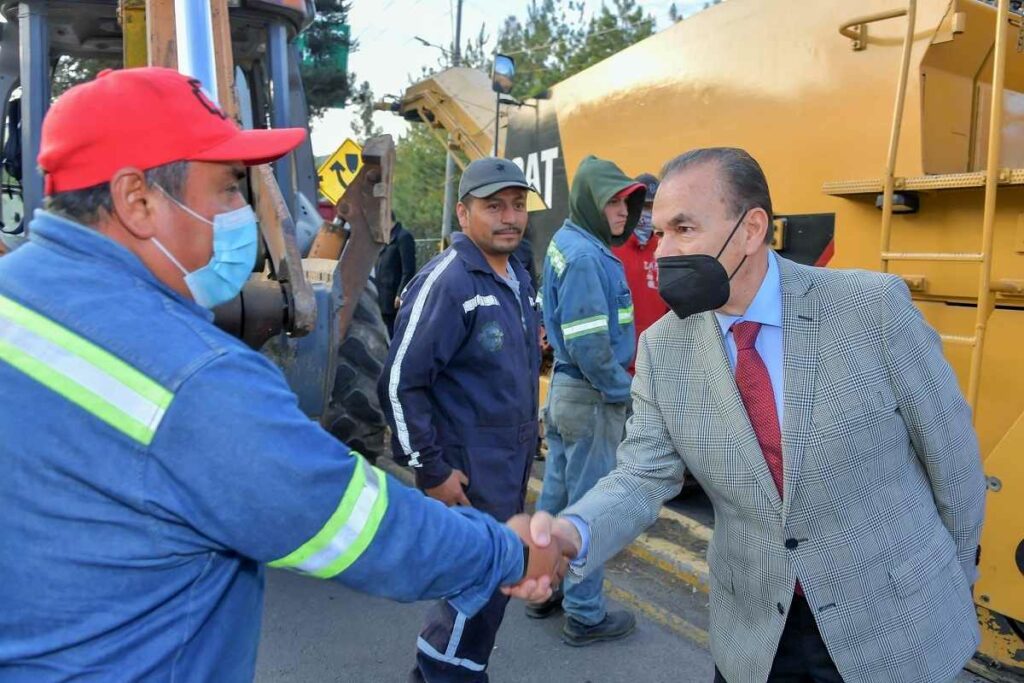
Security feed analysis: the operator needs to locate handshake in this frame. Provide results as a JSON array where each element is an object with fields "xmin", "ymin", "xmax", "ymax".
[{"xmin": 499, "ymin": 512, "xmax": 584, "ymax": 602}]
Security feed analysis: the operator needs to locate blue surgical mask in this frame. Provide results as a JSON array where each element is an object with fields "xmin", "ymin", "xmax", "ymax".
[
  {"xmin": 634, "ymin": 209, "xmax": 654, "ymax": 246},
  {"xmin": 151, "ymin": 186, "xmax": 259, "ymax": 309}
]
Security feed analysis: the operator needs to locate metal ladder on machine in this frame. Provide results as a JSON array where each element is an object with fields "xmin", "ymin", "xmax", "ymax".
[{"xmin": 843, "ymin": 0, "xmax": 1013, "ymax": 418}]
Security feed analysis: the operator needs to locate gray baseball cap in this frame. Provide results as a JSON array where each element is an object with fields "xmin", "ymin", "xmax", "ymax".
[{"xmin": 458, "ymin": 157, "xmax": 536, "ymax": 200}]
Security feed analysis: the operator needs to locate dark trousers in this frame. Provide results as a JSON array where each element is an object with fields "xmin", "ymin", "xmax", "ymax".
[
  {"xmin": 412, "ymin": 590, "xmax": 511, "ymax": 683},
  {"xmin": 713, "ymin": 595, "xmax": 843, "ymax": 683},
  {"xmin": 382, "ymin": 311, "xmax": 397, "ymax": 337},
  {"xmin": 412, "ymin": 436, "xmax": 535, "ymax": 683}
]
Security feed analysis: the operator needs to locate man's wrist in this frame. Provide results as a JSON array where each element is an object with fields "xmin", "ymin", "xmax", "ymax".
[
  {"xmin": 414, "ymin": 463, "xmax": 453, "ymax": 490},
  {"xmin": 561, "ymin": 514, "xmax": 590, "ymax": 564}
]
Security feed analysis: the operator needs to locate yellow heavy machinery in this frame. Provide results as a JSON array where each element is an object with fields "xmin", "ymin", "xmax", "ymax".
[
  {"xmin": 393, "ymin": 0, "xmax": 1024, "ymax": 678},
  {"xmin": 0, "ymin": 0, "xmax": 395, "ymax": 460}
]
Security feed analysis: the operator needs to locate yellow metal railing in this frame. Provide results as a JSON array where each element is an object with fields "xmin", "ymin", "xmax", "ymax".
[
  {"xmin": 839, "ymin": 7, "xmax": 911, "ymax": 51},
  {"xmin": 866, "ymin": 0, "xmax": 1011, "ymax": 418},
  {"xmin": 877, "ymin": 0, "xmax": 916, "ymax": 275},
  {"xmin": 967, "ymin": 0, "xmax": 1010, "ymax": 413}
]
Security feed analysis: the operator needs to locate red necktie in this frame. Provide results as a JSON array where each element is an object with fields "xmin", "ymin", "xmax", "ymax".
[
  {"xmin": 731, "ymin": 321, "xmax": 783, "ymax": 496},
  {"xmin": 732, "ymin": 321, "xmax": 803, "ymax": 596}
]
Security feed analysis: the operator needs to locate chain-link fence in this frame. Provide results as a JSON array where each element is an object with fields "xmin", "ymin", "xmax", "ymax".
[{"xmin": 414, "ymin": 238, "xmax": 444, "ymax": 271}]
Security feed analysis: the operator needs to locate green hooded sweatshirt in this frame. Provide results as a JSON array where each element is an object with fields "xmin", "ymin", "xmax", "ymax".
[{"xmin": 568, "ymin": 155, "xmax": 646, "ymax": 248}]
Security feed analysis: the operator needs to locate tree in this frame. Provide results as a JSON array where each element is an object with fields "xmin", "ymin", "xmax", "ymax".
[
  {"xmin": 390, "ymin": 0, "xmax": 657, "ymax": 239},
  {"xmin": 300, "ymin": 0, "xmax": 354, "ymax": 120},
  {"xmin": 391, "ymin": 124, "xmax": 450, "ymax": 240},
  {"xmin": 52, "ymin": 56, "xmax": 118, "ymax": 98},
  {"xmin": 492, "ymin": 1, "xmax": 576, "ymax": 100},
  {"xmin": 349, "ymin": 79, "xmax": 383, "ymax": 140},
  {"xmin": 561, "ymin": 0, "xmax": 656, "ymax": 78}
]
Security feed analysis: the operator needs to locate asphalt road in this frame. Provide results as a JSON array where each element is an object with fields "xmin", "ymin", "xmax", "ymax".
[
  {"xmin": 255, "ymin": 462, "xmax": 986, "ymax": 683},
  {"xmin": 255, "ymin": 568, "xmax": 714, "ymax": 683},
  {"xmin": 255, "ymin": 559, "xmax": 989, "ymax": 683}
]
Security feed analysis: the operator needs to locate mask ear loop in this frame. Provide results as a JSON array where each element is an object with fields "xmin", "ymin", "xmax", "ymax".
[
  {"xmin": 716, "ymin": 209, "xmax": 750, "ymax": 281},
  {"xmin": 151, "ymin": 237, "xmax": 189, "ymax": 276},
  {"xmin": 149, "ymin": 184, "xmax": 202, "ymax": 276},
  {"xmin": 154, "ymin": 184, "xmax": 214, "ymax": 226}
]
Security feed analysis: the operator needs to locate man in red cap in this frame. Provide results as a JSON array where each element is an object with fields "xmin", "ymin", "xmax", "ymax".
[
  {"xmin": 0, "ymin": 67, "xmax": 563, "ymax": 681},
  {"xmin": 611, "ymin": 172, "xmax": 669, "ymax": 374}
]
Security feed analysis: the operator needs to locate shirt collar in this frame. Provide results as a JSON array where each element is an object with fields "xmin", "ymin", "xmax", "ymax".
[
  {"xmin": 452, "ymin": 231, "xmax": 528, "ymax": 283},
  {"xmin": 715, "ymin": 251, "xmax": 782, "ymax": 337}
]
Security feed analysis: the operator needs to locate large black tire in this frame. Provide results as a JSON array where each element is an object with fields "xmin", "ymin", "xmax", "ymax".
[{"xmin": 323, "ymin": 281, "xmax": 390, "ymax": 463}]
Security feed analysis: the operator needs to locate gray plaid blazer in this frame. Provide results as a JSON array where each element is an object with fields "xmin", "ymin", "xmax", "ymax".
[{"xmin": 564, "ymin": 256, "xmax": 987, "ymax": 683}]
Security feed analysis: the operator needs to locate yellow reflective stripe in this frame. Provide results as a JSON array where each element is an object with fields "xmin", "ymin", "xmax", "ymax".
[
  {"xmin": 314, "ymin": 467, "xmax": 388, "ymax": 578},
  {"xmin": 269, "ymin": 454, "xmax": 389, "ymax": 578},
  {"xmin": 0, "ymin": 339, "xmax": 157, "ymax": 445},
  {"xmin": 269, "ymin": 454, "xmax": 368, "ymax": 568},
  {"xmin": 561, "ymin": 315, "xmax": 609, "ymax": 340},
  {"xmin": 0, "ymin": 295, "xmax": 172, "ymax": 446},
  {"xmin": 546, "ymin": 242, "xmax": 567, "ymax": 276},
  {"xmin": 0, "ymin": 295, "xmax": 172, "ymax": 408},
  {"xmin": 618, "ymin": 306, "xmax": 634, "ymax": 325}
]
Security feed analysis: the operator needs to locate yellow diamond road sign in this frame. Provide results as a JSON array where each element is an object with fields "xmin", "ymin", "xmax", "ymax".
[{"xmin": 317, "ymin": 138, "xmax": 363, "ymax": 204}]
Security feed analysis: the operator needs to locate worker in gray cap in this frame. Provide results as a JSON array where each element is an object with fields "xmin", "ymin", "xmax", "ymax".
[{"xmin": 379, "ymin": 157, "xmax": 544, "ymax": 682}]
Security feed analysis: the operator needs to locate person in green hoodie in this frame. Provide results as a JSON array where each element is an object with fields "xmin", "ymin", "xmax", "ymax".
[{"xmin": 530, "ymin": 155, "xmax": 646, "ymax": 646}]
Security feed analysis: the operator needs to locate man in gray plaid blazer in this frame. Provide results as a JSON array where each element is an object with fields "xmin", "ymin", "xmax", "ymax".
[{"xmin": 528, "ymin": 148, "xmax": 987, "ymax": 683}]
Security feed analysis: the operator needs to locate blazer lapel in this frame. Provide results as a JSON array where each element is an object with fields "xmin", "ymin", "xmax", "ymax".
[
  {"xmin": 695, "ymin": 311, "xmax": 783, "ymax": 513},
  {"xmin": 778, "ymin": 257, "xmax": 819, "ymax": 523}
]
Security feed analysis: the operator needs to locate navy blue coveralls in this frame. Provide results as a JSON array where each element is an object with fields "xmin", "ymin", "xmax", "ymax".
[{"xmin": 379, "ymin": 232, "xmax": 541, "ymax": 682}]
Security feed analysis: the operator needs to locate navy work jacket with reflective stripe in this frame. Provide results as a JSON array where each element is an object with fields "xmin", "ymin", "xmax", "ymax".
[
  {"xmin": 542, "ymin": 222, "xmax": 635, "ymax": 403},
  {"xmin": 0, "ymin": 212, "xmax": 524, "ymax": 682},
  {"xmin": 379, "ymin": 232, "xmax": 542, "ymax": 491}
]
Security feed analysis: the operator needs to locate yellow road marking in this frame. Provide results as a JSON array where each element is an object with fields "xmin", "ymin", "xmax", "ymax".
[{"xmin": 603, "ymin": 580, "xmax": 710, "ymax": 649}]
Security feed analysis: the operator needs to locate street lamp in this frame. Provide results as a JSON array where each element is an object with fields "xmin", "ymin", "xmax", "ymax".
[
  {"xmin": 491, "ymin": 53, "xmax": 515, "ymax": 156},
  {"xmin": 413, "ymin": 35, "xmax": 451, "ymax": 59}
]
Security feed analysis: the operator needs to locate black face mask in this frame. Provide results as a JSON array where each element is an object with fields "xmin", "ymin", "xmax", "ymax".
[{"xmin": 656, "ymin": 211, "xmax": 748, "ymax": 320}]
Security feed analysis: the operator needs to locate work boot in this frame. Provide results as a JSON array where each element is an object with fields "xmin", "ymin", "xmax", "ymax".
[
  {"xmin": 524, "ymin": 586, "xmax": 564, "ymax": 619},
  {"xmin": 561, "ymin": 610, "xmax": 636, "ymax": 647}
]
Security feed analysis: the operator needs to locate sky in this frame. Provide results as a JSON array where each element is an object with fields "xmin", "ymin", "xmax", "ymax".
[{"xmin": 309, "ymin": 0, "xmax": 713, "ymax": 155}]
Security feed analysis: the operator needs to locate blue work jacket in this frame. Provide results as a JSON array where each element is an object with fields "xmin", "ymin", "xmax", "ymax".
[
  {"xmin": 0, "ymin": 212, "xmax": 524, "ymax": 682},
  {"xmin": 380, "ymin": 232, "xmax": 541, "ymax": 493},
  {"xmin": 541, "ymin": 221, "xmax": 635, "ymax": 403}
]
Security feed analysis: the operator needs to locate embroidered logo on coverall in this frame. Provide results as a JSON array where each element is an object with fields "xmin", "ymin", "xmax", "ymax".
[{"xmin": 477, "ymin": 321, "xmax": 504, "ymax": 352}]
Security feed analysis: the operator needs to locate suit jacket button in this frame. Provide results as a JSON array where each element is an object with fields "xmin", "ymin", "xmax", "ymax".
[
  {"xmin": 777, "ymin": 602, "xmax": 785, "ymax": 615},
  {"xmin": 785, "ymin": 538, "xmax": 799, "ymax": 549}
]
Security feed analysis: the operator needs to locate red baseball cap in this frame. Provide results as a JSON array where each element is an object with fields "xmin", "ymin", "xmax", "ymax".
[
  {"xmin": 613, "ymin": 182, "xmax": 645, "ymax": 201},
  {"xmin": 39, "ymin": 66, "xmax": 307, "ymax": 194}
]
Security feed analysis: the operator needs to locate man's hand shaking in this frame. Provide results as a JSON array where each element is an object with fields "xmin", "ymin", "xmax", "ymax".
[{"xmin": 500, "ymin": 512, "xmax": 583, "ymax": 602}]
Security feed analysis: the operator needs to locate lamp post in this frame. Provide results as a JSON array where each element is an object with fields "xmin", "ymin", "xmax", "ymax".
[
  {"xmin": 417, "ymin": 1, "xmax": 462, "ymax": 245},
  {"xmin": 491, "ymin": 54, "xmax": 515, "ymax": 157}
]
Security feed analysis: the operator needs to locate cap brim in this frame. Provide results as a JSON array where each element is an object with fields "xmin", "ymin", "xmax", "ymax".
[
  {"xmin": 467, "ymin": 180, "xmax": 534, "ymax": 198},
  {"xmin": 468, "ymin": 180, "xmax": 548, "ymax": 209},
  {"xmin": 190, "ymin": 127, "xmax": 307, "ymax": 166},
  {"xmin": 613, "ymin": 182, "xmax": 646, "ymax": 200}
]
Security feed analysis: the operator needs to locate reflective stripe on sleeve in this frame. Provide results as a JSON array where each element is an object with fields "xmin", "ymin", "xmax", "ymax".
[
  {"xmin": 618, "ymin": 305, "xmax": 634, "ymax": 325},
  {"xmin": 546, "ymin": 242, "xmax": 567, "ymax": 276},
  {"xmin": 561, "ymin": 314, "xmax": 609, "ymax": 340},
  {"xmin": 388, "ymin": 249, "xmax": 459, "ymax": 466},
  {"xmin": 0, "ymin": 294, "xmax": 172, "ymax": 445},
  {"xmin": 269, "ymin": 453, "xmax": 389, "ymax": 579}
]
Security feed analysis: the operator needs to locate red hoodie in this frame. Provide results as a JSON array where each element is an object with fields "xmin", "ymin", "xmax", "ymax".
[{"xmin": 612, "ymin": 232, "xmax": 669, "ymax": 374}]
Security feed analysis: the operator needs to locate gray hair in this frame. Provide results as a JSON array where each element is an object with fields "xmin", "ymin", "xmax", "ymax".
[
  {"xmin": 44, "ymin": 160, "xmax": 191, "ymax": 226},
  {"xmin": 660, "ymin": 147, "xmax": 775, "ymax": 244}
]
